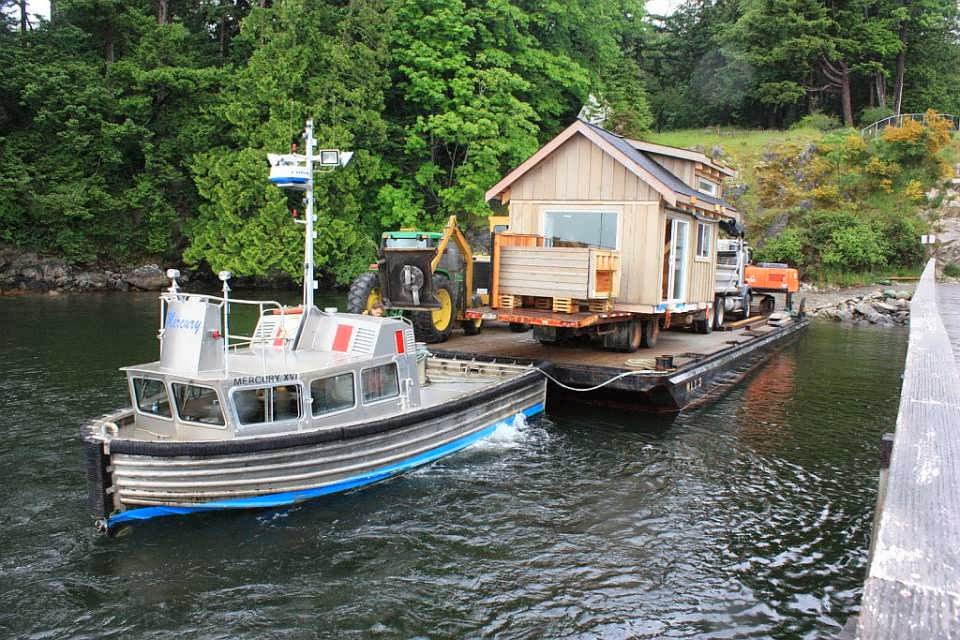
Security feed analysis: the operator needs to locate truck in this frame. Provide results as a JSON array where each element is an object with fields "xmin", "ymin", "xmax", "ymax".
[{"xmin": 712, "ymin": 238, "xmax": 800, "ymax": 329}]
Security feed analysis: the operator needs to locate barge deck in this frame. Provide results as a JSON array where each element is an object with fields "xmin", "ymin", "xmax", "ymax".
[{"xmin": 434, "ymin": 316, "xmax": 809, "ymax": 411}]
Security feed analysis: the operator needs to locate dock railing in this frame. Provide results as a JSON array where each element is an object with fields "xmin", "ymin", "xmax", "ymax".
[{"xmin": 858, "ymin": 259, "xmax": 960, "ymax": 639}]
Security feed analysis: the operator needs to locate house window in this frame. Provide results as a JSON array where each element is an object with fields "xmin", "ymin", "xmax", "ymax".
[
  {"xmin": 696, "ymin": 176, "xmax": 718, "ymax": 196},
  {"xmin": 132, "ymin": 377, "xmax": 171, "ymax": 419},
  {"xmin": 544, "ymin": 211, "xmax": 618, "ymax": 249},
  {"xmin": 233, "ymin": 384, "xmax": 302, "ymax": 425},
  {"xmin": 172, "ymin": 383, "xmax": 225, "ymax": 426},
  {"xmin": 696, "ymin": 222, "xmax": 712, "ymax": 260},
  {"xmin": 311, "ymin": 372, "xmax": 356, "ymax": 416},
  {"xmin": 361, "ymin": 363, "xmax": 400, "ymax": 404}
]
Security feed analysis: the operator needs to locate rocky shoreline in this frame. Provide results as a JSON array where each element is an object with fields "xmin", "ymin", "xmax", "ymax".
[
  {"xmin": 0, "ymin": 247, "xmax": 294, "ymax": 294},
  {"xmin": 805, "ymin": 285, "xmax": 914, "ymax": 326}
]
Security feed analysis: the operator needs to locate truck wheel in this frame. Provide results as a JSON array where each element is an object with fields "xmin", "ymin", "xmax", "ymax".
[
  {"xmin": 713, "ymin": 299, "xmax": 725, "ymax": 330},
  {"xmin": 641, "ymin": 319, "xmax": 659, "ymax": 348},
  {"xmin": 346, "ymin": 272, "xmax": 381, "ymax": 314},
  {"xmin": 741, "ymin": 293, "xmax": 752, "ymax": 319},
  {"xmin": 411, "ymin": 274, "xmax": 455, "ymax": 343},
  {"xmin": 461, "ymin": 317, "xmax": 483, "ymax": 335}
]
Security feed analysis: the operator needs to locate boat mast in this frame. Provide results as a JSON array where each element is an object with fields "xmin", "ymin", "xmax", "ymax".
[{"xmin": 303, "ymin": 119, "xmax": 316, "ymax": 310}]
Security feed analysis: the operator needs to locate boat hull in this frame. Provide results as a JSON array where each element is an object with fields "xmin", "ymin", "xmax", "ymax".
[{"xmin": 83, "ymin": 370, "xmax": 546, "ymax": 532}]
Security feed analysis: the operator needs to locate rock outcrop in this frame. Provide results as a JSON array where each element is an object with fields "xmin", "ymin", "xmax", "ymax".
[
  {"xmin": 0, "ymin": 247, "xmax": 180, "ymax": 293},
  {"xmin": 809, "ymin": 288, "xmax": 912, "ymax": 326}
]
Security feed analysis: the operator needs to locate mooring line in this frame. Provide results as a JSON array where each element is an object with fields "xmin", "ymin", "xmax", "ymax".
[{"xmin": 534, "ymin": 367, "xmax": 655, "ymax": 392}]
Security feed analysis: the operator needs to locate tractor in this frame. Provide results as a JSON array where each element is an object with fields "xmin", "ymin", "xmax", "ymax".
[{"xmin": 346, "ymin": 216, "xmax": 485, "ymax": 343}]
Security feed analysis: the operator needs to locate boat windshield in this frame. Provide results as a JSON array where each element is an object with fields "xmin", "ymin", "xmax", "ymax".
[
  {"xmin": 311, "ymin": 373, "xmax": 355, "ymax": 416},
  {"xmin": 132, "ymin": 377, "xmax": 171, "ymax": 418},
  {"xmin": 171, "ymin": 383, "xmax": 225, "ymax": 426},
  {"xmin": 361, "ymin": 363, "xmax": 400, "ymax": 404}
]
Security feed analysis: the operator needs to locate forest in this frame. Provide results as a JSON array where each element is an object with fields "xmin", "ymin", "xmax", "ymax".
[{"xmin": 1, "ymin": 0, "xmax": 958, "ymax": 284}]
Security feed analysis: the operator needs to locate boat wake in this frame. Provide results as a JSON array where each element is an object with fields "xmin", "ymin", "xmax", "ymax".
[{"xmin": 477, "ymin": 412, "xmax": 529, "ymax": 448}]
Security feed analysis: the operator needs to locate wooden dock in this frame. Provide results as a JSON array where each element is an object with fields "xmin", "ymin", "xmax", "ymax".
[
  {"xmin": 857, "ymin": 260, "xmax": 960, "ymax": 639},
  {"xmin": 433, "ymin": 314, "xmax": 808, "ymax": 411}
]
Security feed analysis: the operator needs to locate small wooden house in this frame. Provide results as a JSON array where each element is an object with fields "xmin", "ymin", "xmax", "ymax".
[{"xmin": 485, "ymin": 119, "xmax": 739, "ymax": 315}]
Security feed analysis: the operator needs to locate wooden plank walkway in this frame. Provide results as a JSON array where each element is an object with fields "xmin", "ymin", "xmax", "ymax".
[
  {"xmin": 939, "ymin": 282, "xmax": 960, "ymax": 366},
  {"xmin": 858, "ymin": 260, "xmax": 960, "ymax": 639}
]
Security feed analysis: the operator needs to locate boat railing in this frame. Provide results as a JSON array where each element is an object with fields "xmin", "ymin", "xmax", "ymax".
[{"xmin": 159, "ymin": 291, "xmax": 296, "ymax": 372}]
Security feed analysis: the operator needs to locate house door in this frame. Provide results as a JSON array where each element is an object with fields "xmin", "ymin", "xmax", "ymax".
[{"xmin": 662, "ymin": 218, "xmax": 689, "ymax": 302}]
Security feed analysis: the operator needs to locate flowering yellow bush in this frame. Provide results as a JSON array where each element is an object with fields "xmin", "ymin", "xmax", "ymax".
[
  {"xmin": 924, "ymin": 109, "xmax": 953, "ymax": 152},
  {"xmin": 904, "ymin": 179, "xmax": 926, "ymax": 202},
  {"xmin": 812, "ymin": 184, "xmax": 841, "ymax": 206},
  {"xmin": 882, "ymin": 118, "xmax": 924, "ymax": 144},
  {"xmin": 865, "ymin": 156, "xmax": 900, "ymax": 179}
]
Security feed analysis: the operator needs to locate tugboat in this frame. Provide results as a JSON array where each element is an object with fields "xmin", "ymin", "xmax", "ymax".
[{"xmin": 81, "ymin": 120, "xmax": 547, "ymax": 534}]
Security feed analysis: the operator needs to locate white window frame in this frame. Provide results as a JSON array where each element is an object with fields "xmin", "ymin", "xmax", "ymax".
[
  {"xmin": 666, "ymin": 218, "xmax": 690, "ymax": 303},
  {"xmin": 229, "ymin": 382, "xmax": 304, "ymax": 427},
  {"xmin": 130, "ymin": 376, "xmax": 173, "ymax": 422},
  {"xmin": 173, "ymin": 382, "xmax": 228, "ymax": 430},
  {"xmin": 696, "ymin": 176, "xmax": 718, "ymax": 197},
  {"xmin": 540, "ymin": 209, "xmax": 621, "ymax": 250},
  {"xmin": 695, "ymin": 221, "xmax": 712, "ymax": 261}
]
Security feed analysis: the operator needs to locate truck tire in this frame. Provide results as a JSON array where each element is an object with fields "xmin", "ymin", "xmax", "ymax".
[
  {"xmin": 346, "ymin": 272, "xmax": 381, "ymax": 314},
  {"xmin": 713, "ymin": 299, "xmax": 725, "ymax": 330},
  {"xmin": 641, "ymin": 318, "xmax": 659, "ymax": 348},
  {"xmin": 411, "ymin": 274, "xmax": 455, "ymax": 343},
  {"xmin": 741, "ymin": 293, "xmax": 752, "ymax": 319}
]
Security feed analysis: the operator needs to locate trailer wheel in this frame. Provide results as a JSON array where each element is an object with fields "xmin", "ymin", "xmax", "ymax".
[
  {"xmin": 461, "ymin": 317, "xmax": 483, "ymax": 335},
  {"xmin": 346, "ymin": 272, "xmax": 381, "ymax": 314},
  {"xmin": 411, "ymin": 274, "xmax": 455, "ymax": 343},
  {"xmin": 509, "ymin": 322, "xmax": 530, "ymax": 333},
  {"xmin": 693, "ymin": 309, "xmax": 713, "ymax": 334},
  {"xmin": 624, "ymin": 320, "xmax": 643, "ymax": 352},
  {"xmin": 641, "ymin": 318, "xmax": 659, "ymax": 348},
  {"xmin": 713, "ymin": 299, "xmax": 725, "ymax": 330}
]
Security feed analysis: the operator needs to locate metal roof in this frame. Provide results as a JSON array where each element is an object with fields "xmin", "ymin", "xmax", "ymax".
[{"xmin": 582, "ymin": 121, "xmax": 733, "ymax": 209}]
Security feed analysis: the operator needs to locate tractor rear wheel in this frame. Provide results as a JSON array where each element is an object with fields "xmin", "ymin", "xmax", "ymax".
[
  {"xmin": 346, "ymin": 272, "xmax": 381, "ymax": 315},
  {"xmin": 412, "ymin": 274, "xmax": 455, "ymax": 343}
]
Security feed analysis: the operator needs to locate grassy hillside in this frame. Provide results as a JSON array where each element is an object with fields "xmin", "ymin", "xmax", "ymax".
[{"xmin": 647, "ymin": 116, "xmax": 958, "ymax": 286}]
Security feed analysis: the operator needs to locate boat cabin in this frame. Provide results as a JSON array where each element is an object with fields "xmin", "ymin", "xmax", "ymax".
[
  {"xmin": 485, "ymin": 119, "xmax": 740, "ymax": 314},
  {"xmin": 120, "ymin": 292, "xmax": 423, "ymax": 442}
]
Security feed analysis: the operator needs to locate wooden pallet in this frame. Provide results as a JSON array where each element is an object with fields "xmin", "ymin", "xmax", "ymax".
[
  {"xmin": 498, "ymin": 294, "xmax": 523, "ymax": 310},
  {"xmin": 552, "ymin": 297, "xmax": 574, "ymax": 313},
  {"xmin": 588, "ymin": 299, "xmax": 614, "ymax": 313}
]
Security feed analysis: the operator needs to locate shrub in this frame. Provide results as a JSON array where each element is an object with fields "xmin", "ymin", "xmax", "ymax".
[
  {"xmin": 904, "ymin": 179, "xmax": 926, "ymax": 202},
  {"xmin": 754, "ymin": 228, "xmax": 805, "ymax": 266},
  {"xmin": 882, "ymin": 216, "xmax": 926, "ymax": 267},
  {"xmin": 821, "ymin": 222, "xmax": 888, "ymax": 270},
  {"xmin": 790, "ymin": 111, "xmax": 841, "ymax": 131},
  {"xmin": 860, "ymin": 106, "xmax": 894, "ymax": 126},
  {"xmin": 944, "ymin": 263, "xmax": 960, "ymax": 278}
]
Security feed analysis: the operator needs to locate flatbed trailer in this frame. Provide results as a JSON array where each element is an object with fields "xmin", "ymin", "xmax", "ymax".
[{"xmin": 467, "ymin": 306, "xmax": 633, "ymax": 328}]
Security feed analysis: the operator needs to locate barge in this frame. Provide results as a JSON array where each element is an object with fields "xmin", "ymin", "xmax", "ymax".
[{"xmin": 434, "ymin": 314, "xmax": 807, "ymax": 411}]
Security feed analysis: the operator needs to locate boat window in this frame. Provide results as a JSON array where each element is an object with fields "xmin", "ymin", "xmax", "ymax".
[
  {"xmin": 132, "ymin": 377, "xmax": 171, "ymax": 418},
  {"xmin": 234, "ymin": 384, "xmax": 302, "ymax": 425},
  {"xmin": 171, "ymin": 383, "xmax": 225, "ymax": 426},
  {"xmin": 361, "ymin": 363, "xmax": 400, "ymax": 404},
  {"xmin": 544, "ymin": 211, "xmax": 618, "ymax": 249},
  {"xmin": 311, "ymin": 373, "xmax": 355, "ymax": 416}
]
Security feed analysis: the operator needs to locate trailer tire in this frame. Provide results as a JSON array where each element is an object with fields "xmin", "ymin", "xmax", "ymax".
[
  {"xmin": 641, "ymin": 319, "xmax": 659, "ymax": 348},
  {"xmin": 461, "ymin": 317, "xmax": 483, "ymax": 335},
  {"xmin": 509, "ymin": 322, "xmax": 530, "ymax": 333},
  {"xmin": 693, "ymin": 314, "xmax": 712, "ymax": 334},
  {"xmin": 624, "ymin": 320, "xmax": 643, "ymax": 352},
  {"xmin": 411, "ymin": 274, "xmax": 455, "ymax": 343},
  {"xmin": 346, "ymin": 272, "xmax": 381, "ymax": 315},
  {"xmin": 713, "ymin": 299, "xmax": 725, "ymax": 330}
]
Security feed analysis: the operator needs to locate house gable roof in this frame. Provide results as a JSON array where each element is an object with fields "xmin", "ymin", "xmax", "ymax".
[
  {"xmin": 485, "ymin": 119, "xmax": 737, "ymax": 216},
  {"xmin": 625, "ymin": 139, "xmax": 737, "ymax": 177}
]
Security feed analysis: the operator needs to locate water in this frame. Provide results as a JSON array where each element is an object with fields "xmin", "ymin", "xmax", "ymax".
[{"xmin": 0, "ymin": 291, "xmax": 906, "ymax": 639}]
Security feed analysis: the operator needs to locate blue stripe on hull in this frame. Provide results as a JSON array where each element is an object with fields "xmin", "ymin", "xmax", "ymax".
[{"xmin": 107, "ymin": 402, "xmax": 545, "ymax": 528}]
